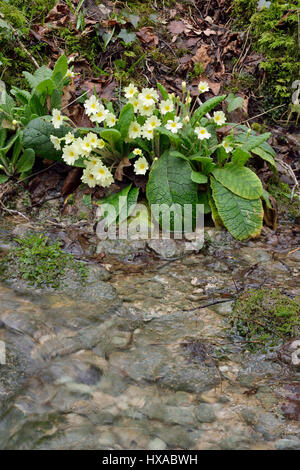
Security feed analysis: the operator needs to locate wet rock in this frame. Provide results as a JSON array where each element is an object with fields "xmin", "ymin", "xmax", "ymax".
[
  {"xmin": 96, "ymin": 239, "xmax": 146, "ymax": 257},
  {"xmin": 275, "ymin": 438, "xmax": 300, "ymax": 450},
  {"xmin": 241, "ymin": 407, "xmax": 284, "ymax": 440},
  {"xmin": 195, "ymin": 404, "xmax": 216, "ymax": 423},
  {"xmin": 219, "ymin": 430, "xmax": 251, "ymax": 450},
  {"xmin": 147, "ymin": 239, "xmax": 182, "ymax": 259},
  {"xmin": 149, "ymin": 423, "xmax": 194, "ymax": 449},
  {"xmin": 145, "ymin": 402, "xmax": 196, "ymax": 426},
  {"xmin": 211, "ymin": 301, "xmax": 234, "ymax": 315},
  {"xmin": 147, "ymin": 437, "xmax": 167, "ymax": 450}
]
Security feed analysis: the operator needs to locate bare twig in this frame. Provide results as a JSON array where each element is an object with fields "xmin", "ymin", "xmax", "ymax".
[
  {"xmin": 8, "ymin": 23, "xmax": 39, "ymax": 69},
  {"xmin": 0, "ymin": 199, "xmax": 30, "ymax": 221}
]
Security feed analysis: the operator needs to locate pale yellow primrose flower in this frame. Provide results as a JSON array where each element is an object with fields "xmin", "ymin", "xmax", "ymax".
[
  {"xmin": 128, "ymin": 121, "xmax": 142, "ymax": 139},
  {"xmin": 195, "ymin": 126, "xmax": 211, "ymax": 140},
  {"xmin": 84, "ymin": 95, "xmax": 101, "ymax": 116},
  {"xmin": 52, "ymin": 109, "xmax": 63, "ymax": 129},
  {"xmin": 82, "ymin": 168, "xmax": 97, "ymax": 188},
  {"xmin": 128, "ymin": 96, "xmax": 140, "ymax": 113},
  {"xmin": 133, "ymin": 148, "xmax": 143, "ymax": 156},
  {"xmin": 198, "ymin": 81, "xmax": 210, "ymax": 93},
  {"xmin": 90, "ymin": 105, "xmax": 109, "ymax": 124},
  {"xmin": 165, "ymin": 116, "xmax": 183, "ymax": 134},
  {"xmin": 138, "ymin": 101, "xmax": 155, "ymax": 117},
  {"xmin": 86, "ymin": 132, "xmax": 98, "ymax": 148},
  {"xmin": 86, "ymin": 156, "xmax": 101, "ymax": 168},
  {"xmin": 134, "ymin": 156, "xmax": 149, "ymax": 175},
  {"xmin": 65, "ymin": 132, "xmax": 75, "ymax": 145},
  {"xmin": 139, "ymin": 88, "xmax": 159, "ymax": 105},
  {"xmin": 213, "ymin": 111, "xmax": 226, "ymax": 126},
  {"xmin": 144, "ymin": 115, "xmax": 161, "ymax": 129},
  {"xmin": 105, "ymin": 113, "xmax": 117, "ymax": 127},
  {"xmin": 142, "ymin": 126, "xmax": 154, "ymax": 140},
  {"xmin": 66, "ymin": 69, "xmax": 75, "ymax": 78},
  {"xmin": 62, "ymin": 144, "xmax": 79, "ymax": 165},
  {"xmin": 92, "ymin": 164, "xmax": 114, "ymax": 187},
  {"xmin": 97, "ymin": 138, "xmax": 105, "ymax": 149},
  {"xmin": 159, "ymin": 99, "xmax": 174, "ymax": 115},
  {"xmin": 183, "ymin": 115, "xmax": 190, "ymax": 124},
  {"xmin": 50, "ymin": 135, "xmax": 61, "ymax": 151},
  {"xmin": 124, "ymin": 83, "xmax": 138, "ymax": 99},
  {"xmin": 80, "ymin": 136, "xmax": 93, "ymax": 154},
  {"xmin": 222, "ymin": 139, "xmax": 233, "ymax": 153}
]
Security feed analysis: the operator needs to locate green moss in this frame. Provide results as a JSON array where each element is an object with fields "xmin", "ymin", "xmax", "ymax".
[
  {"xmin": 232, "ymin": 1, "xmax": 300, "ymax": 114},
  {"xmin": 0, "ymin": 0, "xmax": 53, "ymax": 89},
  {"xmin": 232, "ymin": 0, "xmax": 257, "ymax": 27},
  {"xmin": 267, "ymin": 179, "xmax": 300, "ymax": 222},
  {"xmin": 0, "ymin": 1, "xmax": 27, "ymax": 28},
  {"xmin": 230, "ymin": 288, "xmax": 300, "ymax": 352},
  {"xmin": 148, "ymin": 47, "xmax": 175, "ymax": 69},
  {"xmin": 225, "ymin": 71, "xmax": 257, "ymax": 94},
  {"xmin": 0, "ymin": 233, "xmax": 88, "ymax": 289}
]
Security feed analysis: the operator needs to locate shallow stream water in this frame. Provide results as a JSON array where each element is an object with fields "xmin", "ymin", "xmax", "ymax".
[{"xmin": 0, "ymin": 219, "xmax": 300, "ymax": 450}]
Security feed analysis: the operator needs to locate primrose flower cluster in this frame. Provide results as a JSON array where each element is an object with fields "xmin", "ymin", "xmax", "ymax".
[{"xmin": 49, "ymin": 80, "xmax": 230, "ymax": 189}]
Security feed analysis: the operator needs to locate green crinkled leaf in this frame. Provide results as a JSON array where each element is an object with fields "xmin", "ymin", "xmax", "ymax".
[
  {"xmin": 157, "ymin": 83, "xmax": 169, "ymax": 100},
  {"xmin": 52, "ymin": 55, "xmax": 68, "ymax": 86},
  {"xmin": 251, "ymin": 146, "xmax": 277, "ymax": 172},
  {"xmin": 0, "ymin": 174, "xmax": 9, "ymax": 184},
  {"xmin": 146, "ymin": 150, "xmax": 198, "ymax": 229},
  {"xmin": 212, "ymin": 163, "xmax": 262, "ymax": 200},
  {"xmin": 211, "ymin": 177, "xmax": 263, "ymax": 240},
  {"xmin": 117, "ymin": 103, "xmax": 134, "ymax": 139},
  {"xmin": 0, "ymin": 128, "xmax": 7, "ymax": 148},
  {"xmin": 226, "ymin": 93, "xmax": 244, "ymax": 112},
  {"xmin": 241, "ymin": 132, "xmax": 271, "ymax": 151},
  {"xmin": 207, "ymin": 188, "xmax": 223, "ymax": 227},
  {"xmin": 261, "ymin": 188, "xmax": 273, "ymax": 209},
  {"xmin": 198, "ymin": 191, "xmax": 211, "ymax": 214},
  {"xmin": 118, "ymin": 29, "xmax": 136, "ymax": 44},
  {"xmin": 231, "ymin": 147, "xmax": 252, "ymax": 166},
  {"xmin": 23, "ymin": 66, "xmax": 53, "ymax": 90},
  {"xmin": 16, "ymin": 148, "xmax": 35, "ymax": 173},
  {"xmin": 191, "ymin": 171, "xmax": 208, "ymax": 184},
  {"xmin": 100, "ymin": 128, "xmax": 122, "ymax": 149},
  {"xmin": 23, "ymin": 117, "xmax": 70, "ymax": 160},
  {"xmin": 98, "ymin": 184, "xmax": 132, "ymax": 227},
  {"xmin": 191, "ymin": 95, "xmax": 226, "ymax": 125},
  {"xmin": 156, "ymin": 126, "xmax": 180, "ymax": 145}
]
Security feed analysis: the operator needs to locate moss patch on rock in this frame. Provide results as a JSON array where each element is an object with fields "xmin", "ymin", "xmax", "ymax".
[
  {"xmin": 229, "ymin": 288, "xmax": 300, "ymax": 352},
  {"xmin": 232, "ymin": 0, "xmax": 300, "ymax": 116},
  {"xmin": 267, "ymin": 179, "xmax": 300, "ymax": 223},
  {"xmin": 0, "ymin": 233, "xmax": 88, "ymax": 289}
]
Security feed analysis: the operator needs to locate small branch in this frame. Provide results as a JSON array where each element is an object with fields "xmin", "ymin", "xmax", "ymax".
[
  {"xmin": 0, "ymin": 199, "xmax": 30, "ymax": 221},
  {"xmin": 8, "ymin": 23, "xmax": 39, "ymax": 69}
]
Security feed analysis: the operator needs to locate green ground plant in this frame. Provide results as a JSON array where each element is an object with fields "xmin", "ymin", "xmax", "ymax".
[
  {"xmin": 0, "ymin": 233, "xmax": 87, "ymax": 288},
  {"xmin": 0, "ymin": 55, "xmax": 73, "ymax": 181},
  {"xmin": 267, "ymin": 178, "xmax": 300, "ymax": 221},
  {"xmin": 232, "ymin": 0, "xmax": 300, "ymax": 114},
  {"xmin": 18, "ymin": 70, "xmax": 278, "ymax": 240},
  {"xmin": 230, "ymin": 288, "xmax": 300, "ymax": 352}
]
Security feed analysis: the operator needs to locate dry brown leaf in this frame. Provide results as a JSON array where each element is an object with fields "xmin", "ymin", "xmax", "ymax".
[
  {"xmin": 203, "ymin": 28, "xmax": 216, "ymax": 36},
  {"xmin": 192, "ymin": 45, "xmax": 212, "ymax": 70},
  {"xmin": 62, "ymin": 168, "xmax": 82, "ymax": 196},
  {"xmin": 136, "ymin": 27, "xmax": 159, "ymax": 46},
  {"xmin": 115, "ymin": 158, "xmax": 131, "ymax": 182},
  {"xmin": 167, "ymin": 20, "xmax": 186, "ymax": 35}
]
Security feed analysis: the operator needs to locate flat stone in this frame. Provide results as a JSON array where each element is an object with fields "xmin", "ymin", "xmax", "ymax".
[
  {"xmin": 275, "ymin": 439, "xmax": 300, "ymax": 450},
  {"xmin": 147, "ymin": 438, "xmax": 167, "ymax": 450},
  {"xmin": 195, "ymin": 404, "xmax": 216, "ymax": 423}
]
